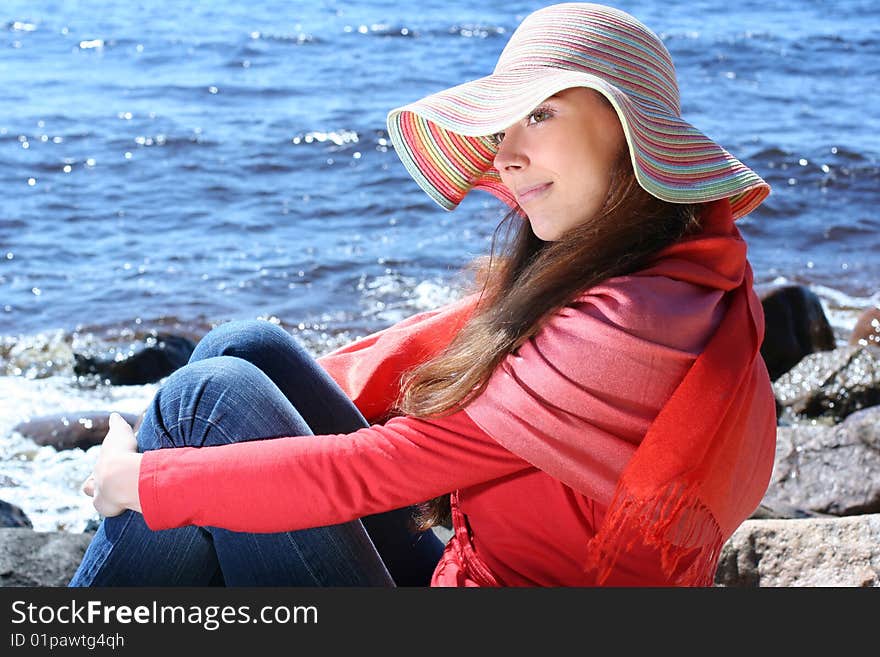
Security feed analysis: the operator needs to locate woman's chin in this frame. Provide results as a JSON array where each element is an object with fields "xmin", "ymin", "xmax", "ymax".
[{"xmin": 529, "ymin": 222, "xmax": 560, "ymax": 242}]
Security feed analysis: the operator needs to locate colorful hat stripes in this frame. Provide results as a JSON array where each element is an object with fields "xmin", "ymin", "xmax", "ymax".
[{"xmin": 387, "ymin": 3, "xmax": 770, "ymax": 220}]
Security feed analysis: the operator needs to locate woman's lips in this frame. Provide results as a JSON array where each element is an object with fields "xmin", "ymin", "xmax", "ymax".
[{"xmin": 517, "ymin": 182, "xmax": 552, "ymax": 205}]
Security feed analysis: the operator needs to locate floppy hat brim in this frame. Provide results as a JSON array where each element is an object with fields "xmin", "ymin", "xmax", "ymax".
[{"xmin": 387, "ymin": 68, "xmax": 769, "ymax": 220}]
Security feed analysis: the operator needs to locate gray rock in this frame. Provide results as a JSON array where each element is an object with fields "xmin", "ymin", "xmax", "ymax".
[
  {"xmin": 761, "ymin": 406, "xmax": 880, "ymax": 516},
  {"xmin": 773, "ymin": 345, "xmax": 880, "ymax": 423},
  {"xmin": 715, "ymin": 514, "xmax": 880, "ymax": 587},
  {"xmin": 0, "ymin": 529, "xmax": 92, "ymax": 587}
]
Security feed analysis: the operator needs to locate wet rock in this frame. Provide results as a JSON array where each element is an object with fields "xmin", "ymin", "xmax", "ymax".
[
  {"xmin": 773, "ymin": 344, "xmax": 880, "ymax": 422},
  {"xmin": 715, "ymin": 514, "xmax": 880, "ymax": 587},
  {"xmin": 761, "ymin": 406, "xmax": 880, "ymax": 516},
  {"xmin": 849, "ymin": 305, "xmax": 880, "ymax": 348},
  {"xmin": 0, "ymin": 528, "xmax": 92, "ymax": 587},
  {"xmin": 13, "ymin": 411, "xmax": 142, "ymax": 451},
  {"xmin": 759, "ymin": 284, "xmax": 836, "ymax": 381},
  {"xmin": 74, "ymin": 333, "xmax": 195, "ymax": 385},
  {"xmin": 0, "ymin": 500, "xmax": 32, "ymax": 529}
]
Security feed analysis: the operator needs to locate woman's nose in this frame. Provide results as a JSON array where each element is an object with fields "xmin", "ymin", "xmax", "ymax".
[{"xmin": 492, "ymin": 128, "xmax": 528, "ymax": 171}]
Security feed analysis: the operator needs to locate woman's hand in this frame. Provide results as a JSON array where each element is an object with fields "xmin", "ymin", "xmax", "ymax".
[{"xmin": 82, "ymin": 412, "xmax": 144, "ymax": 516}]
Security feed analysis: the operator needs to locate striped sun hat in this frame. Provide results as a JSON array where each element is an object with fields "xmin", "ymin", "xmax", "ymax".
[{"xmin": 386, "ymin": 2, "xmax": 770, "ymax": 220}]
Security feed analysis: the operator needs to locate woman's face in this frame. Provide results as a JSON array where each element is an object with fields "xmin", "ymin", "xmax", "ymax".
[{"xmin": 492, "ymin": 87, "xmax": 626, "ymax": 241}]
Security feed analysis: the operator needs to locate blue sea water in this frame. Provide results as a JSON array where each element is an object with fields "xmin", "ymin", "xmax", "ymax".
[{"xmin": 0, "ymin": 0, "xmax": 878, "ymax": 530}]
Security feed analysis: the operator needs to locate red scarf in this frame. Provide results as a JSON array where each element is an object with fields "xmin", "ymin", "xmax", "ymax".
[{"xmin": 584, "ymin": 200, "xmax": 777, "ymax": 584}]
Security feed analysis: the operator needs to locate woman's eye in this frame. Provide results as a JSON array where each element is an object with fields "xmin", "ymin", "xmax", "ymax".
[
  {"xmin": 487, "ymin": 109, "xmax": 550, "ymax": 147},
  {"xmin": 527, "ymin": 108, "xmax": 552, "ymax": 125}
]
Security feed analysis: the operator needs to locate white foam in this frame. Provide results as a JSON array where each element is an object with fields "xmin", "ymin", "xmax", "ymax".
[
  {"xmin": 411, "ymin": 279, "xmax": 460, "ymax": 310},
  {"xmin": 0, "ymin": 375, "xmax": 156, "ymax": 532},
  {"xmin": 356, "ymin": 273, "xmax": 462, "ymax": 325}
]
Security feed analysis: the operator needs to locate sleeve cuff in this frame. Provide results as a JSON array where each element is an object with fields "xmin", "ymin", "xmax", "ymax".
[{"xmin": 138, "ymin": 450, "xmax": 164, "ymax": 530}]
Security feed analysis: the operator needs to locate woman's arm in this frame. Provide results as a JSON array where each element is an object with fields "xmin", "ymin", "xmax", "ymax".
[{"xmin": 87, "ymin": 408, "xmax": 530, "ymax": 533}]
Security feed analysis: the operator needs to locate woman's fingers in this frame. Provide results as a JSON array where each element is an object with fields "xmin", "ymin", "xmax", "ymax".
[
  {"xmin": 81, "ymin": 412, "xmax": 137, "ymax": 513},
  {"xmin": 106, "ymin": 412, "xmax": 138, "ymax": 452}
]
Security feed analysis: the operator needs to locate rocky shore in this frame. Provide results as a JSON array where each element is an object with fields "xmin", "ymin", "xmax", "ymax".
[{"xmin": 2, "ymin": 283, "xmax": 879, "ymax": 587}]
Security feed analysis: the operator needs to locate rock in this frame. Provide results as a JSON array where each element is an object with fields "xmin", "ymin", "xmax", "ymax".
[
  {"xmin": 748, "ymin": 501, "xmax": 827, "ymax": 520},
  {"xmin": 849, "ymin": 306, "xmax": 880, "ymax": 348},
  {"xmin": 773, "ymin": 344, "xmax": 880, "ymax": 423},
  {"xmin": 74, "ymin": 333, "xmax": 195, "ymax": 385},
  {"xmin": 13, "ymin": 411, "xmax": 143, "ymax": 451},
  {"xmin": 715, "ymin": 514, "xmax": 880, "ymax": 587},
  {"xmin": 0, "ymin": 528, "xmax": 92, "ymax": 587},
  {"xmin": 0, "ymin": 500, "xmax": 32, "ymax": 529},
  {"xmin": 761, "ymin": 406, "xmax": 880, "ymax": 516},
  {"xmin": 759, "ymin": 284, "xmax": 836, "ymax": 381}
]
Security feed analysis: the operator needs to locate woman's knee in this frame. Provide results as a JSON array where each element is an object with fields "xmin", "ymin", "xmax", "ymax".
[
  {"xmin": 139, "ymin": 356, "xmax": 299, "ymax": 450},
  {"xmin": 190, "ymin": 319, "xmax": 305, "ymax": 365}
]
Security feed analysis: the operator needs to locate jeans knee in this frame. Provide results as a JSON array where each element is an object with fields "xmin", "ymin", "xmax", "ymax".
[
  {"xmin": 190, "ymin": 319, "xmax": 302, "ymax": 364},
  {"xmin": 141, "ymin": 356, "xmax": 280, "ymax": 449}
]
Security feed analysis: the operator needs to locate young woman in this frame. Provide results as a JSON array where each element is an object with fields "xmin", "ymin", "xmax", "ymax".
[{"xmin": 70, "ymin": 2, "xmax": 777, "ymax": 587}]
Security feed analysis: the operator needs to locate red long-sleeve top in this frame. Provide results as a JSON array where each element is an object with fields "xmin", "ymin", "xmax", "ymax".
[{"xmin": 139, "ymin": 277, "xmax": 730, "ymax": 586}]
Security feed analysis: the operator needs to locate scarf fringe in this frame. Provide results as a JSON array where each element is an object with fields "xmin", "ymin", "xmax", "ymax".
[{"xmin": 583, "ymin": 478, "xmax": 725, "ymax": 587}]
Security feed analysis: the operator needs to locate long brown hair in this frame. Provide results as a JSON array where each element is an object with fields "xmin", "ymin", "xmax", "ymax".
[{"xmin": 395, "ymin": 105, "xmax": 702, "ymax": 530}]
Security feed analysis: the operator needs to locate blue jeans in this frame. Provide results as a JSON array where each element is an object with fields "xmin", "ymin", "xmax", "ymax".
[{"xmin": 68, "ymin": 320, "xmax": 445, "ymax": 586}]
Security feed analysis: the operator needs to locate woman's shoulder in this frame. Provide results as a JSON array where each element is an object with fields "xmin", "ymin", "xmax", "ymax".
[{"xmin": 552, "ymin": 273, "xmax": 726, "ymax": 354}]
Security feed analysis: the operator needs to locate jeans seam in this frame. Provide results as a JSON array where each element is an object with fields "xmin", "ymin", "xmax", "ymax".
[{"xmin": 281, "ymin": 533, "xmax": 323, "ymax": 585}]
